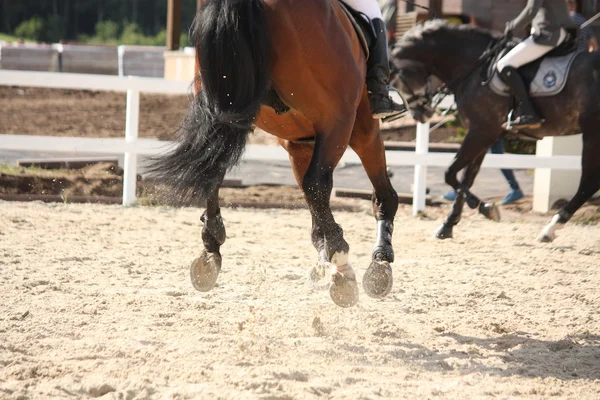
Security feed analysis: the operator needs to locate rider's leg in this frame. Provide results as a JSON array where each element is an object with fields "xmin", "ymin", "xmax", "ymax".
[
  {"xmin": 368, "ymin": 18, "xmax": 406, "ymax": 118},
  {"xmin": 342, "ymin": 0, "xmax": 406, "ymax": 119},
  {"xmin": 496, "ymin": 30, "xmax": 566, "ymax": 129},
  {"xmin": 342, "ymin": 0, "xmax": 383, "ymax": 20}
]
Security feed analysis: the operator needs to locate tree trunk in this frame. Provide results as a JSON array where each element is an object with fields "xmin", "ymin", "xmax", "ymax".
[
  {"xmin": 429, "ymin": 0, "xmax": 443, "ymax": 18},
  {"xmin": 166, "ymin": 0, "xmax": 182, "ymax": 50}
]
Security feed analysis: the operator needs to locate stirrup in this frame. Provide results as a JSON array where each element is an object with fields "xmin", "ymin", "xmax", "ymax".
[
  {"xmin": 502, "ymin": 116, "xmax": 543, "ymax": 130},
  {"xmin": 373, "ymin": 104, "xmax": 407, "ymax": 120},
  {"xmin": 371, "ymin": 92, "xmax": 408, "ymax": 120},
  {"xmin": 502, "ymin": 109, "xmax": 543, "ymax": 130},
  {"xmin": 381, "ymin": 109, "xmax": 409, "ymax": 123}
]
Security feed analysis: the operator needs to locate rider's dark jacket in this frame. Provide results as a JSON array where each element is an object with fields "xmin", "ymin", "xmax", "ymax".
[{"xmin": 506, "ymin": 0, "xmax": 578, "ymax": 46}]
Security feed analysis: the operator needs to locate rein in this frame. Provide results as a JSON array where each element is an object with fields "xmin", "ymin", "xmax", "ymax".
[
  {"xmin": 418, "ymin": 35, "xmax": 510, "ymax": 110},
  {"xmin": 398, "ymin": 0, "xmax": 435, "ymax": 19}
]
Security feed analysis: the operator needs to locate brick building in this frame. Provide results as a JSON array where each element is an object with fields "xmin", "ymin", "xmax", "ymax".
[{"xmin": 396, "ymin": 0, "xmax": 599, "ymax": 34}]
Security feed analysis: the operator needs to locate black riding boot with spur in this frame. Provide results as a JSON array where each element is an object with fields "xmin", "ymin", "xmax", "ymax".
[
  {"xmin": 367, "ymin": 18, "xmax": 406, "ymax": 119},
  {"xmin": 500, "ymin": 66, "xmax": 543, "ymax": 130}
]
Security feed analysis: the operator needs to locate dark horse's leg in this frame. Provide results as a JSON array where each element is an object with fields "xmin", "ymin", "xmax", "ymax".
[
  {"xmin": 436, "ymin": 152, "xmax": 486, "ymax": 239},
  {"xmin": 439, "ymin": 126, "xmax": 501, "ymax": 239},
  {"xmin": 283, "ymin": 141, "xmax": 329, "ymax": 264},
  {"xmin": 538, "ymin": 125, "xmax": 600, "ymax": 242},
  {"xmin": 190, "ymin": 179, "xmax": 226, "ymax": 291},
  {"xmin": 304, "ymin": 129, "xmax": 360, "ymax": 307},
  {"xmin": 283, "ymin": 138, "xmax": 358, "ymax": 306},
  {"xmin": 351, "ymin": 92, "xmax": 398, "ymax": 298},
  {"xmin": 281, "ymin": 134, "xmax": 358, "ymax": 307}
]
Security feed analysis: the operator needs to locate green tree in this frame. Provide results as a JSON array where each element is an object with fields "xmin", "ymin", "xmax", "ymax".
[
  {"xmin": 14, "ymin": 16, "xmax": 44, "ymax": 41},
  {"xmin": 95, "ymin": 20, "xmax": 119, "ymax": 42}
]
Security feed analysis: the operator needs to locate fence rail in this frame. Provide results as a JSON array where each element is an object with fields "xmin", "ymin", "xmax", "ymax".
[
  {"xmin": 0, "ymin": 43, "xmax": 175, "ymax": 77},
  {"xmin": 0, "ymin": 70, "xmax": 582, "ymax": 211}
]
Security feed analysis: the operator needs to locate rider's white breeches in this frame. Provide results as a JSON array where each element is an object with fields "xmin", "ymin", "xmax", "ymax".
[
  {"xmin": 341, "ymin": 0, "xmax": 383, "ymax": 20},
  {"xmin": 497, "ymin": 28, "xmax": 567, "ymax": 72}
]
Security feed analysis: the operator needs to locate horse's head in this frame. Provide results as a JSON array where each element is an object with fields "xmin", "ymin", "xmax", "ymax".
[
  {"xmin": 390, "ymin": 60, "xmax": 436, "ymax": 123},
  {"xmin": 390, "ymin": 20, "xmax": 496, "ymax": 123}
]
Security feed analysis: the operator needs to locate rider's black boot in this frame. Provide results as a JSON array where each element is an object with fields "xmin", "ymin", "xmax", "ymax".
[
  {"xmin": 367, "ymin": 18, "xmax": 406, "ymax": 119},
  {"xmin": 499, "ymin": 66, "xmax": 543, "ymax": 130}
]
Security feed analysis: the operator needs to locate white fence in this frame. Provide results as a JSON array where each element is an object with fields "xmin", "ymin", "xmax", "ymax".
[
  {"xmin": 0, "ymin": 70, "xmax": 582, "ymax": 212},
  {"xmin": 0, "ymin": 43, "xmax": 170, "ymax": 77}
]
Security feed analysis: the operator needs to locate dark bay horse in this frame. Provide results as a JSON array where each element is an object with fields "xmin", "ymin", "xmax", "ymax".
[
  {"xmin": 391, "ymin": 20, "xmax": 600, "ymax": 242},
  {"xmin": 150, "ymin": 0, "xmax": 398, "ymax": 307}
]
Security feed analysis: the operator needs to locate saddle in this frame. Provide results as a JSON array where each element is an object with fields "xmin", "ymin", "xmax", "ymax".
[{"xmin": 485, "ymin": 37, "xmax": 584, "ymax": 98}]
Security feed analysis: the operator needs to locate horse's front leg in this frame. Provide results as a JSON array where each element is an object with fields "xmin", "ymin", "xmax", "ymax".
[
  {"xmin": 350, "ymin": 96, "xmax": 398, "ymax": 299},
  {"xmin": 190, "ymin": 184, "xmax": 226, "ymax": 292},
  {"xmin": 440, "ymin": 127, "xmax": 500, "ymax": 238},
  {"xmin": 436, "ymin": 152, "xmax": 487, "ymax": 239}
]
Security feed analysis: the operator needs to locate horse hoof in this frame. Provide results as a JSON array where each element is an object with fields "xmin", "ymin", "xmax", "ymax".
[
  {"xmin": 190, "ymin": 250, "xmax": 222, "ymax": 292},
  {"xmin": 480, "ymin": 202, "xmax": 501, "ymax": 222},
  {"xmin": 306, "ymin": 263, "xmax": 331, "ymax": 291},
  {"xmin": 362, "ymin": 260, "xmax": 393, "ymax": 299},
  {"xmin": 435, "ymin": 224, "xmax": 453, "ymax": 240},
  {"xmin": 330, "ymin": 273, "xmax": 359, "ymax": 308},
  {"xmin": 538, "ymin": 233, "xmax": 555, "ymax": 243}
]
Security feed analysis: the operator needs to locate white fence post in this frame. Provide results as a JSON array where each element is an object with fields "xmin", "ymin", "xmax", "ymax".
[
  {"xmin": 412, "ymin": 122, "xmax": 430, "ymax": 216},
  {"xmin": 533, "ymin": 135, "xmax": 582, "ymax": 213},
  {"xmin": 123, "ymin": 89, "xmax": 140, "ymax": 206},
  {"xmin": 117, "ymin": 45, "xmax": 125, "ymax": 77}
]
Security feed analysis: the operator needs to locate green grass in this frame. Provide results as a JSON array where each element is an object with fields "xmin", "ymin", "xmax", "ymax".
[
  {"xmin": 0, "ymin": 163, "xmax": 70, "ymax": 176},
  {"xmin": 0, "ymin": 32, "xmax": 21, "ymax": 42}
]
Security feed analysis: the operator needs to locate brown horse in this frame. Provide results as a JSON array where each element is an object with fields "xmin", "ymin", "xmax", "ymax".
[{"xmin": 149, "ymin": 0, "xmax": 399, "ymax": 307}]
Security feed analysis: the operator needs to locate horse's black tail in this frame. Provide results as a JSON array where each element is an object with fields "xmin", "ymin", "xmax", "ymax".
[{"xmin": 149, "ymin": 0, "xmax": 270, "ymax": 203}]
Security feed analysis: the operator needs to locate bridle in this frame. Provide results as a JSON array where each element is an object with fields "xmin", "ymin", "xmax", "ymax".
[
  {"xmin": 392, "ymin": 35, "xmax": 510, "ymax": 115},
  {"xmin": 391, "ymin": 71, "xmax": 437, "ymax": 115}
]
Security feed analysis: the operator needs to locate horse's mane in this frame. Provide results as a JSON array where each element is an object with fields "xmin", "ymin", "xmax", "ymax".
[{"xmin": 396, "ymin": 19, "xmax": 497, "ymax": 51}]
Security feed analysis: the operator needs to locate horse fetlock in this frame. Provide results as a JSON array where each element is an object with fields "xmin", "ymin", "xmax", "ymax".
[
  {"xmin": 465, "ymin": 192, "xmax": 480, "ymax": 209},
  {"xmin": 372, "ymin": 245, "xmax": 394, "ymax": 263},
  {"xmin": 202, "ymin": 214, "xmax": 226, "ymax": 245},
  {"xmin": 330, "ymin": 251, "xmax": 349, "ymax": 267},
  {"xmin": 324, "ymin": 226, "xmax": 349, "ymax": 263}
]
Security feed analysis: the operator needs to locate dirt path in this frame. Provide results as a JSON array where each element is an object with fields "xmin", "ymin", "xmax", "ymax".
[
  {"xmin": 0, "ymin": 86, "xmax": 457, "ymax": 144},
  {"xmin": 1, "ymin": 202, "xmax": 600, "ymax": 399}
]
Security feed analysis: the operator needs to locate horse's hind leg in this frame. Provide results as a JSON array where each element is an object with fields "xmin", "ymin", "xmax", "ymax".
[
  {"xmin": 538, "ymin": 128, "xmax": 600, "ymax": 242},
  {"xmin": 282, "ymin": 140, "xmax": 330, "ymax": 287},
  {"xmin": 283, "ymin": 120, "xmax": 359, "ymax": 307},
  {"xmin": 350, "ymin": 93, "xmax": 398, "ymax": 299},
  {"xmin": 304, "ymin": 131, "xmax": 361, "ymax": 308},
  {"xmin": 436, "ymin": 152, "xmax": 486, "ymax": 239},
  {"xmin": 190, "ymin": 183, "xmax": 226, "ymax": 291}
]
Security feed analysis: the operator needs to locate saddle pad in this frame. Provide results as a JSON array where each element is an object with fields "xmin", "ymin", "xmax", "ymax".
[
  {"xmin": 490, "ymin": 50, "xmax": 582, "ymax": 97},
  {"xmin": 338, "ymin": 1, "xmax": 370, "ymax": 58}
]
